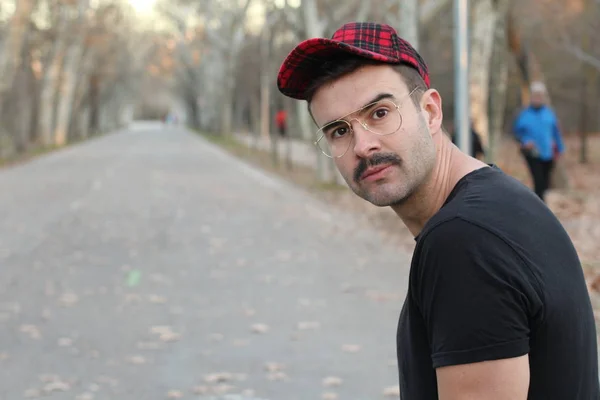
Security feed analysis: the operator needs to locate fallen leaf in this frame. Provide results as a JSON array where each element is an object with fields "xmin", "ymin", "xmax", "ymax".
[
  {"xmin": 0, "ymin": 353, "xmax": 8, "ymax": 361},
  {"xmin": 342, "ymin": 344, "xmax": 361, "ymax": 353},
  {"xmin": 192, "ymin": 386, "xmax": 209, "ymax": 395},
  {"xmin": 19, "ymin": 325, "xmax": 41, "ymax": 340},
  {"xmin": 166, "ymin": 390, "xmax": 183, "ymax": 398},
  {"xmin": 43, "ymin": 381, "xmax": 71, "ymax": 393},
  {"xmin": 124, "ymin": 294, "xmax": 142, "ymax": 304},
  {"xmin": 39, "ymin": 374, "xmax": 60, "ymax": 383},
  {"xmin": 251, "ymin": 323, "xmax": 270, "ymax": 334},
  {"xmin": 264, "ymin": 362, "xmax": 284, "ymax": 372},
  {"xmin": 365, "ymin": 290, "xmax": 401, "ymax": 302},
  {"xmin": 591, "ymin": 273, "xmax": 600, "ymax": 293},
  {"xmin": 322, "ymin": 376, "xmax": 343, "ymax": 387},
  {"xmin": 267, "ymin": 372, "xmax": 288, "ymax": 381},
  {"xmin": 160, "ymin": 332, "xmax": 181, "ymax": 343},
  {"xmin": 127, "ymin": 355, "xmax": 146, "ymax": 365},
  {"xmin": 24, "ymin": 388, "xmax": 41, "ymax": 398},
  {"xmin": 297, "ymin": 321, "xmax": 320, "ymax": 331},
  {"xmin": 150, "ymin": 325, "xmax": 181, "ymax": 343},
  {"xmin": 59, "ymin": 293, "xmax": 79, "ymax": 307},
  {"xmin": 151, "ymin": 325, "xmax": 169, "ymax": 333},
  {"xmin": 88, "ymin": 383, "xmax": 101, "ymax": 392},
  {"xmin": 204, "ymin": 372, "xmax": 233, "ymax": 383},
  {"xmin": 232, "ymin": 339, "xmax": 250, "ymax": 347},
  {"xmin": 212, "ymin": 384, "xmax": 235, "ymax": 395},
  {"xmin": 149, "ymin": 295, "xmax": 167, "ymax": 304},
  {"xmin": 383, "ymin": 385, "xmax": 400, "ymax": 397},
  {"xmin": 137, "ymin": 341, "xmax": 161, "ymax": 350}
]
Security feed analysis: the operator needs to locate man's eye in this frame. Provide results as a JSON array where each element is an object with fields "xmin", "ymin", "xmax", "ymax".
[
  {"xmin": 331, "ymin": 126, "xmax": 348, "ymax": 138},
  {"xmin": 372, "ymin": 109, "xmax": 389, "ymax": 119}
]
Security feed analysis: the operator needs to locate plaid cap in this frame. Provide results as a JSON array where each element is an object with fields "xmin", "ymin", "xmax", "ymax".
[{"xmin": 277, "ymin": 22, "xmax": 430, "ymax": 100}]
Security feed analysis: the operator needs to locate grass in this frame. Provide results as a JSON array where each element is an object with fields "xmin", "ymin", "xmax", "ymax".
[
  {"xmin": 197, "ymin": 131, "xmax": 349, "ymax": 194},
  {"xmin": 0, "ymin": 131, "xmax": 112, "ymax": 170}
]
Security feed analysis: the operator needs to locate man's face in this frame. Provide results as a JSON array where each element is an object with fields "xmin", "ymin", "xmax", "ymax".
[
  {"xmin": 531, "ymin": 91, "xmax": 546, "ymax": 108},
  {"xmin": 310, "ymin": 65, "xmax": 437, "ymax": 207}
]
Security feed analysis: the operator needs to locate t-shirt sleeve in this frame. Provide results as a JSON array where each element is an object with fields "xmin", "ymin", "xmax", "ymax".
[{"xmin": 415, "ymin": 218, "xmax": 543, "ymax": 369}]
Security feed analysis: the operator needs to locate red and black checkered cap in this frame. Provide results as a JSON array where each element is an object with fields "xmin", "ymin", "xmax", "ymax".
[{"xmin": 277, "ymin": 22, "xmax": 430, "ymax": 100}]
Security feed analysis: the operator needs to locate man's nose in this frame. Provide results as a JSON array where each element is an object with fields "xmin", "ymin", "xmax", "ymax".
[{"xmin": 351, "ymin": 120, "xmax": 381, "ymax": 158}]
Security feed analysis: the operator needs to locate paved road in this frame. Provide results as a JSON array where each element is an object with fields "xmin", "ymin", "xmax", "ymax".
[{"xmin": 0, "ymin": 123, "xmax": 412, "ymax": 400}]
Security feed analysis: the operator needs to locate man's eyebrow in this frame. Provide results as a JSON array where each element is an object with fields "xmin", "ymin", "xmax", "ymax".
[{"xmin": 321, "ymin": 92, "xmax": 395, "ymax": 127}]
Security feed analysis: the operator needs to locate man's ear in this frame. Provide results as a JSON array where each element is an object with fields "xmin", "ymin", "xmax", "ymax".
[{"xmin": 420, "ymin": 89, "xmax": 443, "ymax": 135}]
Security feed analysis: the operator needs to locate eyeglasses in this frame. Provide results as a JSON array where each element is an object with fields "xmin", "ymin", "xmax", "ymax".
[{"xmin": 314, "ymin": 88, "xmax": 419, "ymax": 158}]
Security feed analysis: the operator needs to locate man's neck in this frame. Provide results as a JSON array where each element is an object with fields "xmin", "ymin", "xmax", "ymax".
[{"xmin": 390, "ymin": 137, "xmax": 487, "ymax": 237}]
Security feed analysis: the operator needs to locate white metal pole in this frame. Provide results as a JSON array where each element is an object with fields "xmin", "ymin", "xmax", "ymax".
[{"xmin": 454, "ymin": 0, "xmax": 471, "ymax": 155}]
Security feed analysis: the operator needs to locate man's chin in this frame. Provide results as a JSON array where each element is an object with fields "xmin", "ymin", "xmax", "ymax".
[{"xmin": 355, "ymin": 187, "xmax": 408, "ymax": 207}]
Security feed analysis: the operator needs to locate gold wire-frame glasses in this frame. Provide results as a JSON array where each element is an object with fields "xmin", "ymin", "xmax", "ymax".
[{"xmin": 314, "ymin": 87, "xmax": 419, "ymax": 158}]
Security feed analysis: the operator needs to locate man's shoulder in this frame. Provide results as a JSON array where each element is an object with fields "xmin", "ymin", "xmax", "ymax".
[
  {"xmin": 418, "ymin": 167, "xmax": 545, "ymax": 248},
  {"xmin": 418, "ymin": 216, "xmax": 505, "ymax": 253}
]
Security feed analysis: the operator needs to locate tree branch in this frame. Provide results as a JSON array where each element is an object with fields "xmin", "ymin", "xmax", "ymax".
[{"xmin": 420, "ymin": 0, "xmax": 451, "ymax": 25}]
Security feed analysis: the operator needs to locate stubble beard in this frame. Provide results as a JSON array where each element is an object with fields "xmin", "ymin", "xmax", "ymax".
[{"xmin": 351, "ymin": 120, "xmax": 436, "ymax": 208}]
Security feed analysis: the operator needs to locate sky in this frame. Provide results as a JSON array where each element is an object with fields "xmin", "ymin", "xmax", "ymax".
[{"xmin": 127, "ymin": 0, "xmax": 158, "ymax": 16}]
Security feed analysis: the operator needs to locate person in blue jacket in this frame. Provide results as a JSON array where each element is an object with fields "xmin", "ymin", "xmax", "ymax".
[{"xmin": 513, "ymin": 81, "xmax": 566, "ymax": 202}]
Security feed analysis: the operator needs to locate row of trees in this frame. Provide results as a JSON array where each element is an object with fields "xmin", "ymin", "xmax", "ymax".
[
  {"xmin": 148, "ymin": 0, "xmax": 600, "ymax": 182},
  {"xmin": 3, "ymin": 0, "xmax": 598, "ymax": 180},
  {"xmin": 0, "ymin": 0, "xmax": 155, "ymax": 159}
]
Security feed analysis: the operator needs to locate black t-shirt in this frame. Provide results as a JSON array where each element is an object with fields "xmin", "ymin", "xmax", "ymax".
[{"xmin": 397, "ymin": 165, "xmax": 599, "ymax": 399}]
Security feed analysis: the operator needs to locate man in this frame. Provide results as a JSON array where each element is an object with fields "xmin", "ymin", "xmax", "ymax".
[
  {"xmin": 277, "ymin": 22, "xmax": 599, "ymax": 399},
  {"xmin": 275, "ymin": 108, "xmax": 288, "ymax": 137},
  {"xmin": 513, "ymin": 81, "xmax": 565, "ymax": 202}
]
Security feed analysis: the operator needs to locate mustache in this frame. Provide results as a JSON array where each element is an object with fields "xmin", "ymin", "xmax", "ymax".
[{"xmin": 354, "ymin": 152, "xmax": 402, "ymax": 182}]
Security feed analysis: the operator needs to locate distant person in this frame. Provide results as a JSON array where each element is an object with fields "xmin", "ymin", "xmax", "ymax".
[
  {"xmin": 275, "ymin": 109, "xmax": 287, "ymax": 137},
  {"xmin": 277, "ymin": 21, "xmax": 598, "ymax": 399},
  {"xmin": 512, "ymin": 81, "xmax": 565, "ymax": 202},
  {"xmin": 451, "ymin": 121, "xmax": 485, "ymax": 159}
]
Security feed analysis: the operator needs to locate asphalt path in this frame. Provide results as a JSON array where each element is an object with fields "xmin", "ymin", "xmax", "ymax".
[{"xmin": 0, "ymin": 122, "xmax": 412, "ymax": 400}]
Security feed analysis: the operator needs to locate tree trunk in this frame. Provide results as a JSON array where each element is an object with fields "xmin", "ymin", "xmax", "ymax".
[
  {"xmin": 0, "ymin": 0, "xmax": 36, "ymax": 108},
  {"xmin": 260, "ymin": 21, "xmax": 272, "ymax": 143},
  {"xmin": 486, "ymin": 1, "xmax": 511, "ymax": 163},
  {"xmin": 399, "ymin": 0, "xmax": 419, "ymax": 49},
  {"xmin": 38, "ymin": 51, "xmax": 63, "ymax": 146},
  {"xmin": 54, "ymin": 0, "xmax": 89, "ymax": 147},
  {"xmin": 469, "ymin": 0, "xmax": 499, "ymax": 148}
]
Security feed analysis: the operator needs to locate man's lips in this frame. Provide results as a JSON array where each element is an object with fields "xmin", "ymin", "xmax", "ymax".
[{"xmin": 361, "ymin": 165, "xmax": 392, "ymax": 181}]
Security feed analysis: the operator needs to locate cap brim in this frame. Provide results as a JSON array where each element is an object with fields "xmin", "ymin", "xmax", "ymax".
[{"xmin": 277, "ymin": 37, "xmax": 399, "ymax": 101}]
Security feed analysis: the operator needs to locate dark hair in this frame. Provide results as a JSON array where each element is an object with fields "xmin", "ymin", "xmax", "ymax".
[{"xmin": 305, "ymin": 55, "xmax": 428, "ymax": 107}]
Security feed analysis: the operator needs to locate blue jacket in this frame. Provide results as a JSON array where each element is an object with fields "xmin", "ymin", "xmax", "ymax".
[{"xmin": 513, "ymin": 105, "xmax": 565, "ymax": 161}]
